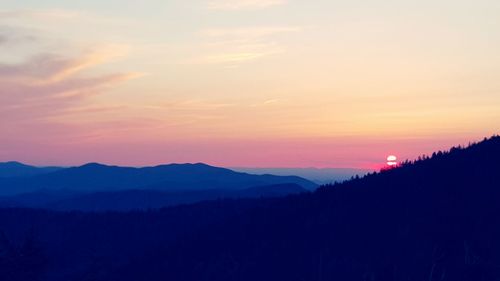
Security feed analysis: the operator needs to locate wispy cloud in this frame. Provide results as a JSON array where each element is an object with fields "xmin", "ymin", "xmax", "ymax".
[
  {"xmin": 0, "ymin": 8, "xmax": 130, "ymax": 23},
  {"xmin": 207, "ymin": 0, "xmax": 287, "ymax": 11},
  {"xmin": 189, "ymin": 41, "xmax": 283, "ymax": 64},
  {"xmin": 0, "ymin": 8, "xmax": 139, "ymax": 31},
  {"xmin": 142, "ymin": 99, "xmax": 235, "ymax": 113},
  {"xmin": 0, "ymin": 25, "xmax": 37, "ymax": 48},
  {"xmin": 201, "ymin": 26, "xmax": 302, "ymax": 39},
  {"xmin": 249, "ymin": 98, "xmax": 285, "ymax": 107},
  {"xmin": 0, "ymin": 15, "xmax": 141, "ymax": 126},
  {"xmin": 191, "ymin": 26, "xmax": 301, "ymax": 65},
  {"xmin": 0, "ymin": 47, "xmax": 143, "ymax": 125},
  {"xmin": 0, "ymin": 9, "xmax": 80, "ymax": 21},
  {"xmin": 0, "ymin": 45, "xmax": 130, "ymax": 83},
  {"xmin": 263, "ymin": 99, "xmax": 281, "ymax": 105}
]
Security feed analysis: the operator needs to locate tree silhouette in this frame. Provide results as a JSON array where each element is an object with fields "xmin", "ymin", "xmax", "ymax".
[{"xmin": 0, "ymin": 136, "xmax": 498, "ymax": 280}]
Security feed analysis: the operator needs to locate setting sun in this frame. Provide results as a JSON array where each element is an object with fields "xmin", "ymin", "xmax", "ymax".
[{"xmin": 387, "ymin": 155, "xmax": 398, "ymax": 166}]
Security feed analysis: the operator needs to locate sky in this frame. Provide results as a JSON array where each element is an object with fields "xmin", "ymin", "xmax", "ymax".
[{"xmin": 0, "ymin": 0, "xmax": 499, "ymax": 169}]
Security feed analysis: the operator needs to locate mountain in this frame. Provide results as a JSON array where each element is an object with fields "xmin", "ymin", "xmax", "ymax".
[
  {"xmin": 0, "ymin": 161, "xmax": 62, "ymax": 178},
  {"xmin": 108, "ymin": 136, "xmax": 500, "ymax": 281},
  {"xmin": 231, "ymin": 167, "xmax": 372, "ymax": 184},
  {"xmin": 0, "ymin": 162, "xmax": 317, "ymax": 196},
  {"xmin": 0, "ymin": 136, "xmax": 499, "ymax": 280}
]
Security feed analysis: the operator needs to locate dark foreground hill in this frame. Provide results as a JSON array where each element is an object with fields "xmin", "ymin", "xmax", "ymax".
[
  {"xmin": 0, "ymin": 136, "xmax": 499, "ymax": 281},
  {"xmin": 0, "ymin": 184, "xmax": 306, "ymax": 211}
]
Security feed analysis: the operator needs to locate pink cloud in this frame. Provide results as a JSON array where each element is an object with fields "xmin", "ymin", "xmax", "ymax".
[
  {"xmin": 0, "ymin": 49, "xmax": 143, "ymax": 146},
  {"xmin": 2, "ymin": 49, "xmax": 136, "ymax": 102}
]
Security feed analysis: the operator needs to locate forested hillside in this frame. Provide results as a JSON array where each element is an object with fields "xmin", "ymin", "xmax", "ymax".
[{"xmin": 1, "ymin": 136, "xmax": 499, "ymax": 281}]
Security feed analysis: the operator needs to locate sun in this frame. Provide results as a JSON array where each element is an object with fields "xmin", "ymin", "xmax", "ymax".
[{"xmin": 387, "ymin": 155, "xmax": 398, "ymax": 166}]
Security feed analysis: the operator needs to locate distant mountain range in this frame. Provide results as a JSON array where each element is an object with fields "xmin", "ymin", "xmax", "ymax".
[
  {"xmin": 232, "ymin": 167, "xmax": 372, "ymax": 184},
  {"xmin": 96, "ymin": 135, "xmax": 500, "ymax": 280},
  {"xmin": 0, "ymin": 162, "xmax": 317, "ymax": 209},
  {"xmin": 0, "ymin": 161, "xmax": 63, "ymax": 178},
  {"xmin": 0, "ymin": 161, "xmax": 367, "ymax": 187},
  {"xmin": 0, "ymin": 136, "xmax": 499, "ymax": 280}
]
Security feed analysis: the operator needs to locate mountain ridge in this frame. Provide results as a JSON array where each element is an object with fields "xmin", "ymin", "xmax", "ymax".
[
  {"xmin": 0, "ymin": 136, "xmax": 499, "ymax": 280},
  {"xmin": 105, "ymin": 135, "xmax": 500, "ymax": 281},
  {"xmin": 0, "ymin": 161, "xmax": 63, "ymax": 178},
  {"xmin": 0, "ymin": 162, "xmax": 317, "ymax": 196}
]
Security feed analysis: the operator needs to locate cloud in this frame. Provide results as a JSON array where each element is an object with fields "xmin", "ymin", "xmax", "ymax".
[
  {"xmin": 0, "ymin": 9, "xmax": 80, "ymax": 21},
  {"xmin": 0, "ymin": 9, "xmax": 139, "ymax": 33},
  {"xmin": 201, "ymin": 26, "xmax": 302, "ymax": 39},
  {"xmin": 263, "ymin": 99, "xmax": 281, "ymax": 105},
  {"xmin": 140, "ymin": 99, "xmax": 234, "ymax": 119},
  {"xmin": 0, "ymin": 45, "xmax": 130, "ymax": 83},
  {"xmin": 249, "ymin": 98, "xmax": 284, "ymax": 107},
  {"xmin": 189, "ymin": 44, "xmax": 279, "ymax": 65},
  {"xmin": 0, "ymin": 25, "xmax": 37, "ymax": 48},
  {"xmin": 0, "ymin": 8, "xmax": 132, "ymax": 25},
  {"xmin": 191, "ymin": 26, "xmax": 301, "ymax": 65},
  {"xmin": 0, "ymin": 48, "xmax": 142, "ymax": 126},
  {"xmin": 207, "ymin": 0, "xmax": 287, "ymax": 11},
  {"xmin": 196, "ymin": 48, "xmax": 282, "ymax": 64},
  {"xmin": 0, "ymin": 16, "xmax": 150, "ymax": 146}
]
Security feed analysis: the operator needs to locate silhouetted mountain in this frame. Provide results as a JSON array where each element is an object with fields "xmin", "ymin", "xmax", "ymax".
[
  {"xmin": 107, "ymin": 136, "xmax": 500, "ymax": 281},
  {"xmin": 0, "ymin": 184, "xmax": 306, "ymax": 211},
  {"xmin": 0, "ymin": 136, "xmax": 499, "ymax": 281},
  {"xmin": 232, "ymin": 167, "xmax": 372, "ymax": 184},
  {"xmin": 0, "ymin": 162, "xmax": 62, "ymax": 178},
  {"xmin": 0, "ymin": 163, "xmax": 317, "ymax": 195}
]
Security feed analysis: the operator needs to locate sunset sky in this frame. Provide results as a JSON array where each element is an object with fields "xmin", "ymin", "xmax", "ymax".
[{"xmin": 1, "ymin": 0, "xmax": 499, "ymax": 169}]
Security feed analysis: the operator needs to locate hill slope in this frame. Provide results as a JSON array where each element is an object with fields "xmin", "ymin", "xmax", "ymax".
[
  {"xmin": 109, "ymin": 136, "xmax": 500, "ymax": 281},
  {"xmin": 0, "ymin": 136, "xmax": 499, "ymax": 281}
]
